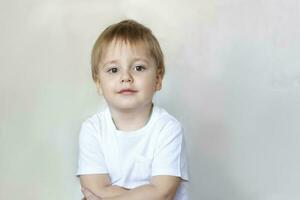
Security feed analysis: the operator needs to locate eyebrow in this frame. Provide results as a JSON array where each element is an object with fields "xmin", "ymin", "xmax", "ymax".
[
  {"xmin": 102, "ymin": 57, "xmax": 150, "ymax": 67},
  {"xmin": 132, "ymin": 58, "xmax": 150, "ymax": 63}
]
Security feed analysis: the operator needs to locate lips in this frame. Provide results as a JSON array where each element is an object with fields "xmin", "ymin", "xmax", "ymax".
[{"xmin": 118, "ymin": 89, "xmax": 137, "ymax": 94}]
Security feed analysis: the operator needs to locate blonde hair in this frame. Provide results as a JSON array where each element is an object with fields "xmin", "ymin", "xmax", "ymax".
[{"xmin": 91, "ymin": 19, "xmax": 165, "ymax": 82}]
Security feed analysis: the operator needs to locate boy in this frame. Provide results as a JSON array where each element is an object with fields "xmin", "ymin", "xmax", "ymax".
[{"xmin": 76, "ymin": 19, "xmax": 189, "ymax": 200}]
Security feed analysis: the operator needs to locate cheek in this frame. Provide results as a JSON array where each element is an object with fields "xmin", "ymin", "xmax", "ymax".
[
  {"xmin": 99, "ymin": 81, "xmax": 114, "ymax": 94},
  {"xmin": 141, "ymin": 78, "xmax": 158, "ymax": 91},
  {"xmin": 100, "ymin": 75, "xmax": 115, "ymax": 86}
]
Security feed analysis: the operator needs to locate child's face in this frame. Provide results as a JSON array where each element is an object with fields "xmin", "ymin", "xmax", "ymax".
[{"xmin": 96, "ymin": 39, "xmax": 162, "ymax": 111}]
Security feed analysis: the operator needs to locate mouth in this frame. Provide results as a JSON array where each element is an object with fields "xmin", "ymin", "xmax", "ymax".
[{"xmin": 118, "ymin": 89, "xmax": 138, "ymax": 94}]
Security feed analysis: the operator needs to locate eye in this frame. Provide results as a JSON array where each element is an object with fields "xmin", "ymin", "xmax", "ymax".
[
  {"xmin": 134, "ymin": 65, "xmax": 145, "ymax": 71},
  {"xmin": 107, "ymin": 67, "xmax": 118, "ymax": 73}
]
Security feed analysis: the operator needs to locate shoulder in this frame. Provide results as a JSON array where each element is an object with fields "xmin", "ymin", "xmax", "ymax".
[
  {"xmin": 153, "ymin": 105, "xmax": 184, "ymax": 135},
  {"xmin": 81, "ymin": 113, "xmax": 100, "ymax": 130},
  {"xmin": 79, "ymin": 108, "xmax": 108, "ymax": 136},
  {"xmin": 154, "ymin": 105, "xmax": 183, "ymax": 128}
]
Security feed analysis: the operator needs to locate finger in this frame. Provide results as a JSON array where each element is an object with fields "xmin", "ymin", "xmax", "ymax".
[
  {"xmin": 81, "ymin": 188, "xmax": 102, "ymax": 200},
  {"xmin": 81, "ymin": 188, "xmax": 95, "ymax": 198}
]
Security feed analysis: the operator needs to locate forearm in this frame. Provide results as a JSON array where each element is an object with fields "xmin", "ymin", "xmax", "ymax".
[
  {"xmin": 102, "ymin": 184, "xmax": 168, "ymax": 200},
  {"xmin": 93, "ymin": 185, "xmax": 129, "ymax": 198}
]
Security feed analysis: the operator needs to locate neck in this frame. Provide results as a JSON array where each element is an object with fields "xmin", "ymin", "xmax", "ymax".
[{"xmin": 109, "ymin": 102, "xmax": 153, "ymax": 132}]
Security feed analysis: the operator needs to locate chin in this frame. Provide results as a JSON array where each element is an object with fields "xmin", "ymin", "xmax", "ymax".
[
  {"xmin": 111, "ymin": 102, "xmax": 139, "ymax": 110},
  {"xmin": 115, "ymin": 101, "xmax": 151, "ymax": 110}
]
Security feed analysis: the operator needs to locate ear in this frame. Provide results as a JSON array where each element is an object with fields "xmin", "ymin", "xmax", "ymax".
[
  {"xmin": 95, "ymin": 80, "xmax": 103, "ymax": 95},
  {"xmin": 155, "ymin": 68, "xmax": 163, "ymax": 91}
]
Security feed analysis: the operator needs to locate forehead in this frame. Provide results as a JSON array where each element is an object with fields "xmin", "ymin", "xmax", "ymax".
[{"xmin": 101, "ymin": 39, "xmax": 151, "ymax": 61}]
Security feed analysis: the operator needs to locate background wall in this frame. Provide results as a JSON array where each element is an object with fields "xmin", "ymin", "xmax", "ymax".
[{"xmin": 1, "ymin": 0, "xmax": 299, "ymax": 199}]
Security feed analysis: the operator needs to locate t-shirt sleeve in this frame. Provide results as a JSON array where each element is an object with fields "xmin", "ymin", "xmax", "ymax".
[
  {"xmin": 151, "ymin": 122, "xmax": 189, "ymax": 181},
  {"xmin": 76, "ymin": 120, "xmax": 108, "ymax": 177}
]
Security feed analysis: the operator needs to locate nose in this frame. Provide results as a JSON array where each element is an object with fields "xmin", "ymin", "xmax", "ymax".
[{"xmin": 120, "ymin": 70, "xmax": 133, "ymax": 83}]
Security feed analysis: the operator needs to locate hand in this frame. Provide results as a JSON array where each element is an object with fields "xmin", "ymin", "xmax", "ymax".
[{"xmin": 81, "ymin": 188, "xmax": 103, "ymax": 200}]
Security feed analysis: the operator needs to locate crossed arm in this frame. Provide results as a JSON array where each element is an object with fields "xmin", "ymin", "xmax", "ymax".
[{"xmin": 79, "ymin": 174, "xmax": 180, "ymax": 200}]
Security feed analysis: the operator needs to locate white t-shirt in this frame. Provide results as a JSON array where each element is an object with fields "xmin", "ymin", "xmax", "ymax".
[{"xmin": 76, "ymin": 104, "xmax": 189, "ymax": 200}]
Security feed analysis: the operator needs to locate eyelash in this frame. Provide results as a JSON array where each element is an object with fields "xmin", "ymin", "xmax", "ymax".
[
  {"xmin": 107, "ymin": 65, "xmax": 146, "ymax": 73},
  {"xmin": 107, "ymin": 68, "xmax": 118, "ymax": 73},
  {"xmin": 134, "ymin": 65, "xmax": 146, "ymax": 71}
]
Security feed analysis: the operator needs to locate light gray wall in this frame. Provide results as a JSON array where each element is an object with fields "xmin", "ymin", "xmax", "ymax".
[{"xmin": 1, "ymin": 0, "xmax": 299, "ymax": 199}]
